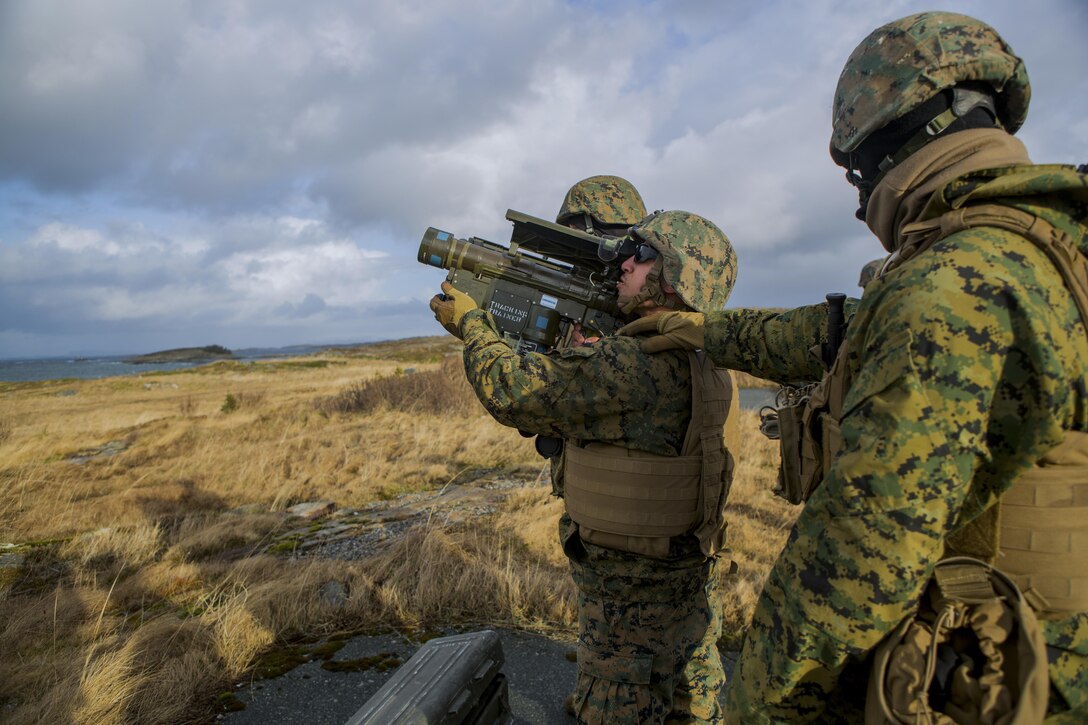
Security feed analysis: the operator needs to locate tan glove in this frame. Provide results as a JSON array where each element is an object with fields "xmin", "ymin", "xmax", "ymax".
[
  {"xmin": 429, "ymin": 281, "xmax": 478, "ymax": 339},
  {"xmin": 616, "ymin": 311, "xmax": 706, "ymax": 353}
]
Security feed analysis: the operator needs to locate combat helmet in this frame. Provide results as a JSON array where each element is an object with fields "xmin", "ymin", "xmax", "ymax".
[
  {"xmin": 556, "ymin": 175, "xmax": 647, "ymax": 235},
  {"xmin": 858, "ymin": 257, "xmax": 887, "ymax": 289},
  {"xmin": 628, "ymin": 210, "xmax": 737, "ymax": 313},
  {"xmin": 830, "ymin": 11, "xmax": 1030, "ymax": 170}
]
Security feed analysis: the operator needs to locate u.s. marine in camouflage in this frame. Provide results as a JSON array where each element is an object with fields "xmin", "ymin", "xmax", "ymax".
[
  {"xmin": 433, "ymin": 209, "xmax": 740, "ymax": 724},
  {"xmin": 549, "ymin": 175, "xmax": 651, "ymax": 499},
  {"xmin": 709, "ymin": 162, "xmax": 1088, "ymax": 723},
  {"xmin": 729, "ymin": 12, "xmax": 1088, "ymax": 722},
  {"xmin": 624, "ymin": 11, "xmax": 1088, "ymax": 723}
]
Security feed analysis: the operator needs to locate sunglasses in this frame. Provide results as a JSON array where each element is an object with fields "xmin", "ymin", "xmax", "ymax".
[{"xmin": 632, "ymin": 242, "xmax": 659, "ymax": 263}]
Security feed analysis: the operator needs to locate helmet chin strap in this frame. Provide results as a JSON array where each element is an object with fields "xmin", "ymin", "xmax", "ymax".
[
  {"xmin": 580, "ymin": 212, "xmax": 595, "ymax": 234},
  {"xmin": 849, "ymin": 87, "xmax": 1000, "ymax": 220},
  {"xmin": 618, "ymin": 258, "xmax": 676, "ymax": 315}
]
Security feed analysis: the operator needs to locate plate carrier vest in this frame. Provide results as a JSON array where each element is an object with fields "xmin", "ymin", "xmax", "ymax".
[{"xmin": 562, "ymin": 350, "xmax": 738, "ymax": 559}]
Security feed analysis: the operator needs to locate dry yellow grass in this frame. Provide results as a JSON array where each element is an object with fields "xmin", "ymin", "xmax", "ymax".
[
  {"xmin": 731, "ymin": 370, "xmax": 778, "ymax": 390},
  {"xmin": 0, "ymin": 340, "xmax": 799, "ymax": 723}
]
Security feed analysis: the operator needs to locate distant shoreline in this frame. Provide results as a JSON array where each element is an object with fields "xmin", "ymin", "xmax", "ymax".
[
  {"xmin": 0, "ymin": 344, "xmax": 338, "ymax": 384},
  {"xmin": 125, "ymin": 345, "xmax": 235, "ymax": 364}
]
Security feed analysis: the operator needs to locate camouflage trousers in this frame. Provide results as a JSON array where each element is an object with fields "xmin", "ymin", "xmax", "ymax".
[{"xmin": 560, "ymin": 515, "xmax": 726, "ymax": 724}]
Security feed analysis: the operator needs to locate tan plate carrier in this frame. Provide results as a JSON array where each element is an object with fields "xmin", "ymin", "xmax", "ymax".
[{"xmin": 562, "ymin": 350, "xmax": 737, "ymax": 559}]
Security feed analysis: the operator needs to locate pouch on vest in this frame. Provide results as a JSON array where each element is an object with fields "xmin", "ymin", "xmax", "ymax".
[
  {"xmin": 763, "ymin": 339, "xmax": 851, "ymax": 506},
  {"xmin": 865, "ymin": 557, "xmax": 1049, "ymax": 725},
  {"xmin": 760, "ymin": 384, "xmax": 816, "ymax": 505}
]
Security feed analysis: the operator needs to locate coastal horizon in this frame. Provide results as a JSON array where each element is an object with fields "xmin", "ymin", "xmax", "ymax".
[{"xmin": 0, "ymin": 339, "xmax": 391, "ymax": 383}]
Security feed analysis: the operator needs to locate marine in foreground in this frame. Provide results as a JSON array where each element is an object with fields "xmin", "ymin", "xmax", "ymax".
[{"xmin": 623, "ymin": 11, "xmax": 1088, "ymax": 722}]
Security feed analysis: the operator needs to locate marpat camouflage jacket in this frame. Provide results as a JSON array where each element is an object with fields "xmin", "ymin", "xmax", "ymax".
[
  {"xmin": 459, "ymin": 309, "xmax": 692, "ymax": 456},
  {"xmin": 707, "ymin": 164, "xmax": 1088, "ymax": 721}
]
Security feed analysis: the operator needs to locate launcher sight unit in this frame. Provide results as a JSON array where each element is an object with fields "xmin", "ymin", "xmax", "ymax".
[{"xmin": 418, "ymin": 209, "xmax": 634, "ymax": 352}]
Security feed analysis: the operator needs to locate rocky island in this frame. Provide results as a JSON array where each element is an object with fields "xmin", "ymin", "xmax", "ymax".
[{"xmin": 125, "ymin": 345, "xmax": 236, "ymax": 364}]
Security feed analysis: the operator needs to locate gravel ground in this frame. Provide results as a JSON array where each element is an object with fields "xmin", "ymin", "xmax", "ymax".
[
  {"xmin": 274, "ymin": 469, "xmax": 545, "ymax": 560},
  {"xmin": 220, "ymin": 628, "xmax": 580, "ymax": 724},
  {"xmin": 220, "ymin": 628, "xmax": 738, "ymax": 724},
  {"xmin": 229, "ymin": 473, "xmax": 740, "ymax": 723}
]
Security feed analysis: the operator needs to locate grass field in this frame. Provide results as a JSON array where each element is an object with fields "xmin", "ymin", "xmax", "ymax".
[{"xmin": 0, "ymin": 337, "xmax": 797, "ymax": 724}]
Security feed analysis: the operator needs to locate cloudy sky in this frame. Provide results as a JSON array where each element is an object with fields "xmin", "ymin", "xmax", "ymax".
[{"xmin": 1, "ymin": 0, "xmax": 1085, "ymax": 358}]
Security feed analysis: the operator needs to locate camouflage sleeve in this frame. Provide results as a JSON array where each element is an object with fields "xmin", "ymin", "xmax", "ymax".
[
  {"xmin": 702, "ymin": 300, "xmax": 860, "ymax": 384},
  {"xmin": 726, "ymin": 239, "xmax": 1076, "ymax": 721},
  {"xmin": 459, "ymin": 309, "xmax": 690, "ymax": 454}
]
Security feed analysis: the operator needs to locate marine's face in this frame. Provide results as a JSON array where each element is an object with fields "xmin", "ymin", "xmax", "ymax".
[{"xmin": 617, "ymin": 253, "xmax": 655, "ymax": 304}]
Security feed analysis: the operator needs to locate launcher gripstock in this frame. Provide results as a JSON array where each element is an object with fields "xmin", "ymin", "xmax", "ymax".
[{"xmin": 418, "ymin": 209, "xmax": 633, "ymax": 353}]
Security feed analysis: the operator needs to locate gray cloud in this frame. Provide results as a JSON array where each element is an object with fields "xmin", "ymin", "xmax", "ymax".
[
  {"xmin": 0, "ymin": 0, "xmax": 1084, "ymax": 358},
  {"xmin": 275, "ymin": 293, "xmax": 327, "ymax": 318}
]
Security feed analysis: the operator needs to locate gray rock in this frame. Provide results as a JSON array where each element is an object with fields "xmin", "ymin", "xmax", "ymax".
[
  {"xmin": 66, "ymin": 439, "xmax": 130, "ymax": 464},
  {"xmin": 286, "ymin": 501, "xmax": 336, "ymax": 521},
  {"xmin": 319, "ymin": 581, "xmax": 348, "ymax": 608},
  {"xmin": 312, "ymin": 524, "xmax": 352, "ymax": 539}
]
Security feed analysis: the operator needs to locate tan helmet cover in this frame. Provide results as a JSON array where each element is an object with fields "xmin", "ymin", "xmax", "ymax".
[
  {"xmin": 555, "ymin": 175, "xmax": 648, "ymax": 231},
  {"xmin": 830, "ymin": 11, "xmax": 1030, "ymax": 167},
  {"xmin": 629, "ymin": 210, "xmax": 737, "ymax": 314}
]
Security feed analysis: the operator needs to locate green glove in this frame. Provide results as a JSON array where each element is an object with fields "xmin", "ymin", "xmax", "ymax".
[
  {"xmin": 617, "ymin": 311, "xmax": 706, "ymax": 353},
  {"xmin": 429, "ymin": 281, "xmax": 479, "ymax": 339}
]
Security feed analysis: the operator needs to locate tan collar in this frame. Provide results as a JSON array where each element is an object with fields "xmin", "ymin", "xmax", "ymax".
[{"xmin": 864, "ymin": 128, "xmax": 1031, "ymax": 254}]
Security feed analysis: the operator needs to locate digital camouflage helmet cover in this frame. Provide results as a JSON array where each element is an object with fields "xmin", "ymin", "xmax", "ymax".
[
  {"xmin": 630, "ymin": 210, "xmax": 737, "ymax": 314},
  {"xmin": 858, "ymin": 257, "xmax": 886, "ymax": 289},
  {"xmin": 830, "ymin": 11, "xmax": 1030, "ymax": 168},
  {"xmin": 556, "ymin": 175, "xmax": 648, "ymax": 233}
]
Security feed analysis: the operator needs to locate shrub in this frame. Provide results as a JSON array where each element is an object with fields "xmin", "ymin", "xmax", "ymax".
[
  {"xmin": 218, "ymin": 391, "xmax": 264, "ymax": 415},
  {"xmin": 319, "ymin": 356, "xmax": 480, "ymax": 416}
]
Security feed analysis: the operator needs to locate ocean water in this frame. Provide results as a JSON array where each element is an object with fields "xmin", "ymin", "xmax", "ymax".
[
  {"xmin": 0, "ymin": 356, "xmax": 192, "ymax": 382},
  {"xmin": 0, "ymin": 345, "xmax": 334, "ymax": 383},
  {"xmin": 737, "ymin": 387, "xmax": 776, "ymax": 411}
]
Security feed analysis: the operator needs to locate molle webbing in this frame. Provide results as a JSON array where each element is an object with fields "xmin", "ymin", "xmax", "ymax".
[
  {"xmin": 562, "ymin": 451, "xmax": 702, "ymax": 537},
  {"xmin": 993, "ymin": 432, "xmax": 1088, "ymax": 614},
  {"xmin": 563, "ymin": 351, "xmax": 734, "ymax": 554}
]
